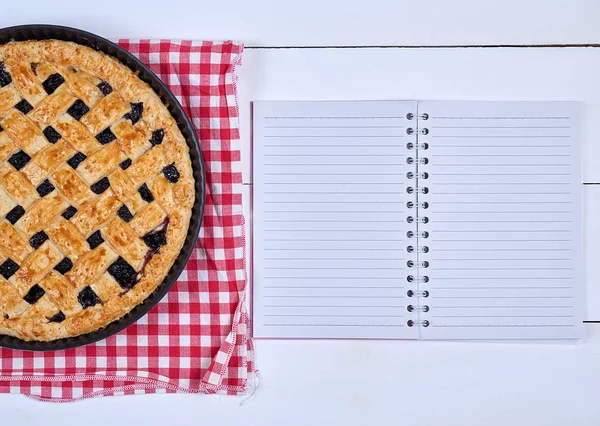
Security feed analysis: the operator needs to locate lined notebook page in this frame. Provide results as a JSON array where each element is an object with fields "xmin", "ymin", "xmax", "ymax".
[
  {"xmin": 420, "ymin": 101, "xmax": 583, "ymax": 340},
  {"xmin": 252, "ymin": 101, "xmax": 418, "ymax": 339}
]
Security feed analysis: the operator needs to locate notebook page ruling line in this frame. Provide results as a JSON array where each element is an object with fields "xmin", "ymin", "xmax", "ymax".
[
  {"xmin": 252, "ymin": 101, "xmax": 419, "ymax": 339},
  {"xmin": 418, "ymin": 101, "xmax": 583, "ymax": 340}
]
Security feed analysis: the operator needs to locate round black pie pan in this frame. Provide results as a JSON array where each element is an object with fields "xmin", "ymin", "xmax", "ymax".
[{"xmin": 0, "ymin": 25, "xmax": 205, "ymax": 351}]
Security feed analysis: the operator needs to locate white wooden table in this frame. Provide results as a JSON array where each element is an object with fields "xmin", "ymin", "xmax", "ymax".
[{"xmin": 2, "ymin": 1, "xmax": 600, "ymax": 424}]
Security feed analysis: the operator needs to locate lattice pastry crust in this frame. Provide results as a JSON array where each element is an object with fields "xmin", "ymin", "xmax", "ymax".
[{"xmin": 0, "ymin": 40, "xmax": 194, "ymax": 341}]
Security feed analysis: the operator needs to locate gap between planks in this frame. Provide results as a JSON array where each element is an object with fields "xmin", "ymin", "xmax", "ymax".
[{"xmin": 245, "ymin": 43, "xmax": 600, "ymax": 50}]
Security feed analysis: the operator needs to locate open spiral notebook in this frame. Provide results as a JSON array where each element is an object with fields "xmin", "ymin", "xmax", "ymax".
[{"xmin": 251, "ymin": 100, "xmax": 583, "ymax": 341}]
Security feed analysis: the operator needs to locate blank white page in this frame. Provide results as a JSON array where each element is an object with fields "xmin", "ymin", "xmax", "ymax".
[
  {"xmin": 419, "ymin": 101, "xmax": 583, "ymax": 340},
  {"xmin": 252, "ymin": 101, "xmax": 418, "ymax": 339}
]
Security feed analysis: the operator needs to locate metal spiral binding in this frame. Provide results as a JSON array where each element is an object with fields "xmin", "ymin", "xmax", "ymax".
[
  {"xmin": 405, "ymin": 109, "xmax": 430, "ymax": 329},
  {"xmin": 406, "ymin": 113, "xmax": 429, "ymax": 121},
  {"xmin": 406, "ymin": 320, "xmax": 430, "ymax": 327}
]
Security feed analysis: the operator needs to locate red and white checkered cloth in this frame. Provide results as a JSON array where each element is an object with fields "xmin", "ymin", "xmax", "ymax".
[{"xmin": 0, "ymin": 40, "xmax": 254, "ymax": 401}]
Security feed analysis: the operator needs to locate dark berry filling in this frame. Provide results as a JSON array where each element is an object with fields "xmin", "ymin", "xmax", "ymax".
[
  {"xmin": 107, "ymin": 257, "xmax": 140, "ymax": 290},
  {"xmin": 43, "ymin": 126, "xmax": 62, "ymax": 143},
  {"xmin": 0, "ymin": 63, "xmax": 12, "ymax": 87},
  {"xmin": 162, "ymin": 163, "xmax": 180, "ymax": 183},
  {"xmin": 67, "ymin": 99, "xmax": 90, "ymax": 120},
  {"xmin": 48, "ymin": 311, "xmax": 66, "ymax": 323},
  {"xmin": 67, "ymin": 152, "xmax": 87, "ymax": 169},
  {"xmin": 124, "ymin": 102, "xmax": 143, "ymax": 125},
  {"xmin": 119, "ymin": 158, "xmax": 132, "ymax": 170},
  {"xmin": 54, "ymin": 257, "xmax": 73, "ymax": 275},
  {"xmin": 29, "ymin": 231, "xmax": 49, "ymax": 249},
  {"xmin": 6, "ymin": 206, "xmax": 25, "ymax": 224},
  {"xmin": 61, "ymin": 206, "xmax": 77, "ymax": 220},
  {"xmin": 149, "ymin": 129, "xmax": 164, "ymax": 146},
  {"xmin": 90, "ymin": 177, "xmax": 110, "ymax": 194},
  {"xmin": 138, "ymin": 183, "xmax": 154, "ymax": 202},
  {"xmin": 0, "ymin": 258, "xmax": 19, "ymax": 279},
  {"xmin": 78, "ymin": 286, "xmax": 101, "ymax": 309},
  {"xmin": 96, "ymin": 128, "xmax": 116, "ymax": 145},
  {"xmin": 23, "ymin": 284, "xmax": 45, "ymax": 304},
  {"xmin": 36, "ymin": 179, "xmax": 55, "ymax": 197},
  {"xmin": 142, "ymin": 217, "xmax": 170, "ymax": 253},
  {"xmin": 87, "ymin": 230, "xmax": 104, "ymax": 249},
  {"xmin": 117, "ymin": 205, "xmax": 133, "ymax": 222},
  {"xmin": 8, "ymin": 150, "xmax": 31, "ymax": 171},
  {"xmin": 97, "ymin": 81, "xmax": 112, "ymax": 95},
  {"xmin": 14, "ymin": 99, "xmax": 33, "ymax": 115},
  {"xmin": 42, "ymin": 73, "xmax": 65, "ymax": 95}
]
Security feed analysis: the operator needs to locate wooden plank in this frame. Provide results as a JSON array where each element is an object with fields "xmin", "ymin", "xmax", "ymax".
[
  {"xmin": 239, "ymin": 48, "xmax": 600, "ymax": 319},
  {"xmin": 584, "ymin": 186, "xmax": 600, "ymax": 319},
  {"xmin": 238, "ymin": 47, "xmax": 600, "ymax": 182},
  {"xmin": 5, "ymin": 323, "xmax": 600, "ymax": 424},
  {"xmin": 0, "ymin": 0, "xmax": 599, "ymax": 46}
]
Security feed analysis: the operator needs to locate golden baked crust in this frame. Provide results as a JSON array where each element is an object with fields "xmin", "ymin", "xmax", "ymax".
[{"xmin": 0, "ymin": 40, "xmax": 194, "ymax": 341}]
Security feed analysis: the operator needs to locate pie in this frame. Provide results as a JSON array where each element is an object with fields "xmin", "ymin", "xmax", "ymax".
[{"xmin": 0, "ymin": 40, "xmax": 195, "ymax": 341}]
